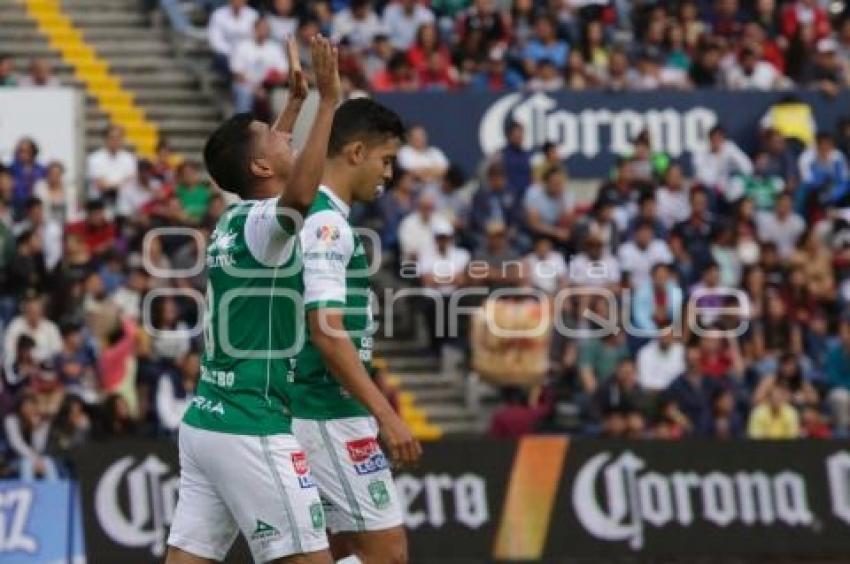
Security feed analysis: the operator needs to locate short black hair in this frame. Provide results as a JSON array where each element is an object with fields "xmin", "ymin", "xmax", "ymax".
[
  {"xmin": 327, "ymin": 98, "xmax": 405, "ymax": 157},
  {"xmin": 203, "ymin": 113, "xmax": 256, "ymax": 198}
]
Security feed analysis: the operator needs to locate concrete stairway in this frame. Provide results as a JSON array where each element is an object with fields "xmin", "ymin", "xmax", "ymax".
[{"xmin": 1, "ymin": 0, "xmax": 222, "ymax": 159}]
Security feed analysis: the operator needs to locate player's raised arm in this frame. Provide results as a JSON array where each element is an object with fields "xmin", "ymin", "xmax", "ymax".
[
  {"xmin": 272, "ymin": 36, "xmax": 309, "ymax": 134},
  {"xmin": 278, "ymin": 35, "xmax": 341, "ymax": 213}
]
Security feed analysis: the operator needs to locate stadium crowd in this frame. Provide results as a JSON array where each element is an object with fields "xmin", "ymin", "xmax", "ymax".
[
  {"xmin": 197, "ymin": 0, "xmax": 850, "ymax": 113},
  {"xmin": 3, "ymin": 1, "xmax": 850, "ymax": 480}
]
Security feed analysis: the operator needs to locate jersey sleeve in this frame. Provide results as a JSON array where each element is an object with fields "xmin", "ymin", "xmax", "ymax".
[
  {"xmin": 244, "ymin": 197, "xmax": 296, "ymax": 267},
  {"xmin": 300, "ymin": 210, "xmax": 355, "ymax": 311}
]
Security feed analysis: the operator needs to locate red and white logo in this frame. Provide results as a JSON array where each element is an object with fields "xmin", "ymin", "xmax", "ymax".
[
  {"xmin": 292, "ymin": 451, "xmax": 309, "ymax": 476},
  {"xmin": 346, "ymin": 438, "xmax": 379, "ymax": 463}
]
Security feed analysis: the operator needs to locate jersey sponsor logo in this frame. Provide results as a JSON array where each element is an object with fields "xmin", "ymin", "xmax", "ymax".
[
  {"xmin": 190, "ymin": 395, "xmax": 225, "ymax": 416},
  {"xmin": 291, "ymin": 451, "xmax": 316, "ymax": 489},
  {"xmin": 316, "ymin": 225, "xmax": 340, "ymax": 243},
  {"xmin": 346, "ymin": 438, "xmax": 389, "ymax": 475}
]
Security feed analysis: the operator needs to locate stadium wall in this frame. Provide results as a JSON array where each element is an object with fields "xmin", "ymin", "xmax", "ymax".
[
  {"xmin": 7, "ymin": 438, "xmax": 847, "ymax": 563},
  {"xmin": 375, "ymin": 90, "xmax": 850, "ymax": 179}
]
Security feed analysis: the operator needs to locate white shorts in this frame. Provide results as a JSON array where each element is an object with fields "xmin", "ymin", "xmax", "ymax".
[
  {"xmin": 168, "ymin": 423, "xmax": 329, "ymax": 562},
  {"xmin": 292, "ymin": 416, "xmax": 403, "ymax": 534}
]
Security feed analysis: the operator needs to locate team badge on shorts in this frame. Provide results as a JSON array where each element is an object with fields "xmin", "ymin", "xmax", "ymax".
[
  {"xmin": 346, "ymin": 438, "xmax": 389, "ymax": 475},
  {"xmin": 368, "ymin": 479, "xmax": 391, "ymax": 509},
  {"xmin": 309, "ymin": 502, "xmax": 325, "ymax": 530},
  {"xmin": 316, "ymin": 225, "xmax": 340, "ymax": 242},
  {"xmin": 292, "ymin": 451, "xmax": 316, "ymax": 489}
]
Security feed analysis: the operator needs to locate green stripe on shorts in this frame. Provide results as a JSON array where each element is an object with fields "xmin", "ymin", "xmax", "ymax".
[
  {"xmin": 260, "ymin": 436, "xmax": 302, "ymax": 553},
  {"xmin": 318, "ymin": 421, "xmax": 366, "ymax": 531}
]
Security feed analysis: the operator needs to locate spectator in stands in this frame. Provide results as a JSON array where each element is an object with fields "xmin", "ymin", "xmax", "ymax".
[
  {"xmin": 8, "ymin": 229, "xmax": 48, "ymax": 295},
  {"xmin": 796, "ymin": 132, "xmax": 850, "ymax": 216},
  {"xmin": 118, "ymin": 160, "xmax": 161, "ymax": 222},
  {"xmin": 397, "ymin": 124, "xmax": 449, "ymax": 184},
  {"xmin": 3, "ymin": 291, "xmax": 61, "ymax": 365},
  {"xmin": 50, "ymin": 394, "xmax": 92, "ymax": 452},
  {"xmin": 0, "ymin": 53, "xmax": 15, "ymax": 86},
  {"xmin": 149, "ymin": 296, "xmax": 192, "ymax": 363},
  {"xmin": 665, "ymin": 344, "xmax": 717, "ymax": 436},
  {"xmin": 111, "ymin": 267, "xmax": 148, "ymax": 322},
  {"xmin": 656, "ymin": 163, "xmax": 691, "ymax": 229},
  {"xmin": 9, "ymin": 137, "xmax": 47, "ymax": 220},
  {"xmin": 469, "ymin": 161, "xmax": 518, "ymax": 246},
  {"xmin": 96, "ymin": 393, "xmax": 138, "ymax": 439},
  {"xmin": 66, "ymin": 199, "xmax": 117, "ymax": 260},
  {"xmin": 19, "ymin": 58, "xmax": 60, "ymax": 88},
  {"xmin": 86, "ymin": 126, "xmax": 137, "ymax": 206},
  {"xmin": 207, "ymin": 0, "xmax": 259, "ymax": 76},
  {"xmin": 757, "ymin": 192, "xmax": 805, "ymax": 260},
  {"xmin": 826, "ymin": 319, "xmax": 850, "ymax": 436},
  {"xmin": 672, "ymin": 186, "xmax": 715, "ymax": 272},
  {"xmin": 627, "ymin": 49, "xmax": 690, "ymax": 90},
  {"xmin": 399, "ymin": 190, "xmax": 443, "ymax": 262},
  {"xmin": 632, "ymin": 263, "xmax": 684, "ymax": 332},
  {"xmin": 594, "ymin": 358, "xmax": 648, "ymax": 438},
  {"xmin": 382, "ymin": 0, "xmax": 435, "ymax": 51},
  {"xmin": 637, "ymin": 329, "xmax": 685, "ymax": 393},
  {"xmin": 4, "ymin": 393, "xmax": 57, "ymax": 480},
  {"xmin": 523, "ymin": 167, "xmax": 574, "ymax": 249},
  {"xmin": 617, "ymin": 219, "xmax": 673, "ymax": 289},
  {"xmin": 524, "ymin": 236, "xmax": 567, "ymax": 295},
  {"xmin": 54, "ymin": 320, "xmax": 98, "ymax": 405},
  {"xmin": 332, "ymin": 0, "xmax": 383, "ymax": 52},
  {"xmin": 156, "ymin": 351, "xmax": 197, "ymax": 435},
  {"xmin": 14, "ymin": 197, "xmax": 62, "ymax": 272},
  {"xmin": 501, "ymin": 121, "xmax": 532, "ymax": 195},
  {"xmin": 370, "ymin": 51, "xmax": 419, "ymax": 91},
  {"xmin": 688, "ymin": 41, "xmax": 723, "ymax": 87},
  {"xmin": 748, "ymin": 383, "xmax": 801, "ymax": 439},
  {"xmin": 175, "ymin": 160, "xmax": 212, "ymax": 224},
  {"xmin": 522, "ymin": 15, "xmax": 569, "ymax": 75},
  {"xmin": 577, "ymin": 300, "xmax": 630, "ymax": 394},
  {"xmin": 693, "ymin": 125, "xmax": 754, "ymax": 201},
  {"xmin": 230, "ymin": 17, "xmax": 287, "ymax": 118},
  {"xmin": 33, "ymin": 161, "xmax": 70, "ymax": 225},
  {"xmin": 803, "ymin": 38, "xmax": 847, "ymax": 96},
  {"xmin": 725, "ymin": 45, "xmax": 790, "ymax": 90},
  {"xmin": 569, "ymin": 229, "xmax": 621, "ymax": 289},
  {"xmin": 470, "ymin": 45, "xmax": 524, "ymax": 91},
  {"xmin": 470, "ymin": 221, "xmax": 522, "ymax": 291},
  {"xmin": 267, "ymin": 0, "xmax": 298, "ymax": 44},
  {"xmin": 418, "ymin": 219, "xmax": 470, "ymax": 350}
]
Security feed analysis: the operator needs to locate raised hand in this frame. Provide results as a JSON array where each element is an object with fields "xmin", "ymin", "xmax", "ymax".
[
  {"xmin": 285, "ymin": 35, "xmax": 308, "ymax": 102},
  {"xmin": 310, "ymin": 34, "xmax": 341, "ymax": 105}
]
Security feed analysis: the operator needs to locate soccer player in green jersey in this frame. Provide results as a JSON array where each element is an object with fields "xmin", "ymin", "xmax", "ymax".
[
  {"xmin": 290, "ymin": 98, "xmax": 422, "ymax": 564},
  {"xmin": 166, "ymin": 36, "xmax": 339, "ymax": 564}
]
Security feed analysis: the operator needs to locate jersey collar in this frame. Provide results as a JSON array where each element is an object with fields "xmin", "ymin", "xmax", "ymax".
[{"xmin": 319, "ymin": 185, "xmax": 350, "ymax": 219}]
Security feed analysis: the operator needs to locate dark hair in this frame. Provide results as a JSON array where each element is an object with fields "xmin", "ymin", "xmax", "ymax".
[
  {"xmin": 203, "ymin": 113, "xmax": 256, "ymax": 197},
  {"xmin": 542, "ymin": 166, "xmax": 565, "ymax": 182},
  {"xmin": 327, "ymin": 98, "xmax": 404, "ymax": 157},
  {"xmin": 24, "ymin": 196, "xmax": 42, "ymax": 212},
  {"xmin": 816, "ymin": 132, "xmax": 834, "ymax": 144},
  {"xmin": 709, "ymin": 125, "xmax": 725, "ymax": 137}
]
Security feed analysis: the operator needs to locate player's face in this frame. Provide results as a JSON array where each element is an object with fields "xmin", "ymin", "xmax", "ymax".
[
  {"xmin": 353, "ymin": 137, "xmax": 400, "ymax": 202},
  {"xmin": 251, "ymin": 121, "xmax": 295, "ymax": 183}
]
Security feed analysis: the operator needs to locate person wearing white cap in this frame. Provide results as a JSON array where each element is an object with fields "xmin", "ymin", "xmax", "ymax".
[{"xmin": 417, "ymin": 217, "xmax": 470, "ymax": 354}]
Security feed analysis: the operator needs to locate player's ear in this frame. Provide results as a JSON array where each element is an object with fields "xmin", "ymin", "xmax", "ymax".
[
  {"xmin": 347, "ymin": 141, "xmax": 366, "ymax": 165},
  {"xmin": 249, "ymin": 157, "xmax": 274, "ymax": 178}
]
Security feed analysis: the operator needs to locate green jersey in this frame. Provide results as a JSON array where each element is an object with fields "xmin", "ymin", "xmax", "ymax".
[
  {"xmin": 183, "ymin": 197, "xmax": 303, "ymax": 435},
  {"xmin": 290, "ymin": 186, "xmax": 372, "ymax": 420}
]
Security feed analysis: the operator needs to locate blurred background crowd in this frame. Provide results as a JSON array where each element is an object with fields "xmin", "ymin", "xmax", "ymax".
[{"xmin": 3, "ymin": 0, "xmax": 850, "ymax": 481}]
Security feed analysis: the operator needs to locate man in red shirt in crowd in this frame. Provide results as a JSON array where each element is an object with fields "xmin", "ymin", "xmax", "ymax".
[{"xmin": 66, "ymin": 199, "xmax": 117, "ymax": 259}]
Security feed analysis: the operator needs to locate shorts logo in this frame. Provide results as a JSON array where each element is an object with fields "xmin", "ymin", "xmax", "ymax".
[
  {"xmin": 292, "ymin": 451, "xmax": 316, "ymax": 489},
  {"xmin": 346, "ymin": 438, "xmax": 388, "ymax": 475},
  {"xmin": 251, "ymin": 519, "xmax": 280, "ymax": 541},
  {"xmin": 368, "ymin": 479, "xmax": 391, "ymax": 509},
  {"xmin": 309, "ymin": 502, "xmax": 325, "ymax": 530},
  {"xmin": 316, "ymin": 225, "xmax": 340, "ymax": 242}
]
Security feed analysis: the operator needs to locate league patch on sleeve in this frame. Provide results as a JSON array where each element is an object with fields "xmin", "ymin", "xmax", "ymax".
[{"xmin": 316, "ymin": 225, "xmax": 340, "ymax": 243}]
